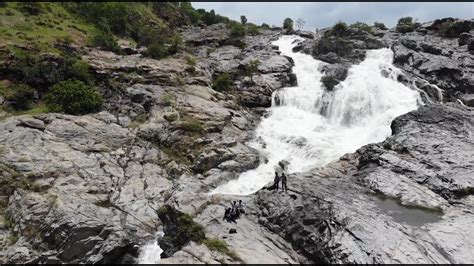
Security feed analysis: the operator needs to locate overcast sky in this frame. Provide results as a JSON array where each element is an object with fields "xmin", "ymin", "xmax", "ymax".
[{"xmin": 192, "ymin": 2, "xmax": 474, "ymax": 30}]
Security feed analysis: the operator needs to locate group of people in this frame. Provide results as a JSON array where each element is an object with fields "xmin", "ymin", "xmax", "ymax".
[
  {"xmin": 268, "ymin": 161, "xmax": 289, "ymax": 192},
  {"xmin": 223, "ymin": 200, "xmax": 245, "ymax": 223}
]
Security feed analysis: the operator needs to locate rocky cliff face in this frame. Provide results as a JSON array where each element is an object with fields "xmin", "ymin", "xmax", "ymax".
[{"xmin": 0, "ymin": 19, "xmax": 473, "ymax": 264}]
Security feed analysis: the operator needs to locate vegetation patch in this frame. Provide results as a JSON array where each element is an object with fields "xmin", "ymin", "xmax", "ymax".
[
  {"xmin": 203, "ymin": 238, "xmax": 242, "ymax": 262},
  {"xmin": 396, "ymin": 17, "xmax": 416, "ymax": 33},
  {"xmin": 177, "ymin": 118, "xmax": 204, "ymax": 133},
  {"xmin": 45, "ymin": 79, "xmax": 103, "ymax": 115},
  {"xmin": 212, "ymin": 73, "xmax": 233, "ymax": 92},
  {"xmin": 350, "ymin": 21, "xmax": 374, "ymax": 35},
  {"xmin": 321, "ymin": 76, "xmax": 340, "ymax": 91}
]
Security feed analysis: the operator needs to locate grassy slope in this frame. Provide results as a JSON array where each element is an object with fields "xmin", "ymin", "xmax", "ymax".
[{"xmin": 0, "ymin": 2, "xmax": 96, "ymax": 53}]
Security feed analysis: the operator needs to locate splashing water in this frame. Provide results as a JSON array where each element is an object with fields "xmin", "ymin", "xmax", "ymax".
[
  {"xmin": 210, "ymin": 35, "xmax": 422, "ymax": 196},
  {"xmin": 138, "ymin": 232, "xmax": 164, "ymax": 264}
]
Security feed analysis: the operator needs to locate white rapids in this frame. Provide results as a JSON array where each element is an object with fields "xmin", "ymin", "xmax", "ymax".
[
  {"xmin": 137, "ymin": 232, "xmax": 164, "ymax": 264},
  {"xmin": 210, "ymin": 35, "xmax": 422, "ymax": 196}
]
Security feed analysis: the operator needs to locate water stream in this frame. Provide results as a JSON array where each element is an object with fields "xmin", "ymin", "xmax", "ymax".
[{"xmin": 211, "ymin": 35, "xmax": 422, "ymax": 196}]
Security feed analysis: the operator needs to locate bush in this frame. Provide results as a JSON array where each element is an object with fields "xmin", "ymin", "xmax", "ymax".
[
  {"xmin": 373, "ymin": 22, "xmax": 388, "ymax": 30},
  {"xmin": 240, "ymin": 15, "xmax": 247, "ymax": 25},
  {"xmin": 179, "ymin": 118, "xmax": 204, "ymax": 132},
  {"xmin": 145, "ymin": 42, "xmax": 168, "ymax": 59},
  {"xmin": 261, "ymin": 23, "xmax": 270, "ymax": 29},
  {"xmin": 330, "ymin": 21, "xmax": 348, "ymax": 37},
  {"xmin": 350, "ymin": 21, "xmax": 374, "ymax": 34},
  {"xmin": 90, "ymin": 31, "xmax": 121, "ymax": 53},
  {"xmin": 4, "ymin": 84, "xmax": 36, "ymax": 110},
  {"xmin": 18, "ymin": 2, "xmax": 42, "ymax": 15},
  {"xmin": 246, "ymin": 23, "xmax": 260, "ymax": 36},
  {"xmin": 212, "ymin": 73, "xmax": 233, "ymax": 92},
  {"xmin": 157, "ymin": 206, "xmax": 206, "ymax": 250},
  {"xmin": 67, "ymin": 60, "xmax": 93, "ymax": 84},
  {"xmin": 396, "ymin": 17, "xmax": 415, "ymax": 33},
  {"xmin": 244, "ymin": 59, "xmax": 260, "ymax": 78},
  {"xmin": 283, "ymin": 18, "xmax": 293, "ymax": 31},
  {"xmin": 321, "ymin": 76, "xmax": 339, "ymax": 91},
  {"xmin": 45, "ymin": 79, "xmax": 103, "ymax": 115},
  {"xmin": 230, "ymin": 23, "xmax": 246, "ymax": 38}
]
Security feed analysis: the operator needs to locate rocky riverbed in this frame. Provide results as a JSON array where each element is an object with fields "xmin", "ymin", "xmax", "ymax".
[{"xmin": 0, "ymin": 18, "xmax": 473, "ymax": 264}]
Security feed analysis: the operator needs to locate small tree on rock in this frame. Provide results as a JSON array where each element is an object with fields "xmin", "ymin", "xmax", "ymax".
[
  {"xmin": 296, "ymin": 18, "xmax": 306, "ymax": 31},
  {"xmin": 240, "ymin": 15, "xmax": 247, "ymax": 25},
  {"xmin": 283, "ymin": 18, "xmax": 293, "ymax": 32}
]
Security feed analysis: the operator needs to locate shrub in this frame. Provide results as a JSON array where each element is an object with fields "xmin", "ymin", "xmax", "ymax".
[
  {"xmin": 283, "ymin": 18, "xmax": 293, "ymax": 31},
  {"xmin": 185, "ymin": 55, "xmax": 197, "ymax": 67},
  {"xmin": 212, "ymin": 73, "xmax": 233, "ymax": 92},
  {"xmin": 90, "ymin": 31, "xmax": 121, "ymax": 53},
  {"xmin": 45, "ymin": 79, "xmax": 103, "ymax": 115},
  {"xmin": 321, "ymin": 76, "xmax": 339, "ymax": 91},
  {"xmin": 246, "ymin": 23, "xmax": 260, "ymax": 36},
  {"xmin": 396, "ymin": 17, "xmax": 415, "ymax": 33},
  {"xmin": 230, "ymin": 23, "xmax": 246, "ymax": 38},
  {"xmin": 373, "ymin": 22, "xmax": 388, "ymax": 30},
  {"xmin": 145, "ymin": 42, "xmax": 168, "ymax": 59},
  {"xmin": 350, "ymin": 21, "xmax": 374, "ymax": 34},
  {"xmin": 203, "ymin": 238, "xmax": 242, "ymax": 262},
  {"xmin": 4, "ymin": 84, "xmax": 36, "ymax": 110},
  {"xmin": 67, "ymin": 60, "xmax": 93, "ymax": 84},
  {"xmin": 179, "ymin": 118, "xmax": 204, "ymax": 132},
  {"xmin": 157, "ymin": 206, "xmax": 207, "ymax": 250},
  {"xmin": 244, "ymin": 59, "xmax": 260, "ymax": 78},
  {"xmin": 330, "ymin": 21, "xmax": 348, "ymax": 37},
  {"xmin": 18, "ymin": 2, "xmax": 42, "ymax": 15},
  {"xmin": 167, "ymin": 34, "xmax": 183, "ymax": 55},
  {"xmin": 240, "ymin": 15, "xmax": 247, "ymax": 25},
  {"xmin": 261, "ymin": 23, "xmax": 270, "ymax": 29}
]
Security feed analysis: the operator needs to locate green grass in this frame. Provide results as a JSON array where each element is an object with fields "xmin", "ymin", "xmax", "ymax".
[
  {"xmin": 0, "ymin": 103, "xmax": 48, "ymax": 118},
  {"xmin": 178, "ymin": 118, "xmax": 204, "ymax": 133},
  {"xmin": 203, "ymin": 238, "xmax": 242, "ymax": 262},
  {"xmin": 0, "ymin": 2, "xmax": 95, "ymax": 53}
]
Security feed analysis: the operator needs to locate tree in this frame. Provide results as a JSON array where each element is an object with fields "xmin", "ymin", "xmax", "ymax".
[
  {"xmin": 240, "ymin": 15, "xmax": 247, "ymax": 25},
  {"xmin": 5, "ymin": 84, "xmax": 36, "ymax": 110},
  {"xmin": 283, "ymin": 18, "xmax": 293, "ymax": 31},
  {"xmin": 45, "ymin": 79, "xmax": 103, "ymax": 115},
  {"xmin": 396, "ymin": 17, "xmax": 415, "ymax": 33},
  {"xmin": 295, "ymin": 18, "xmax": 305, "ymax": 31}
]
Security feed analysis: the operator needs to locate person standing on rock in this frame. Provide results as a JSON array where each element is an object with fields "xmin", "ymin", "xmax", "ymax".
[
  {"xmin": 281, "ymin": 172, "xmax": 288, "ymax": 192},
  {"xmin": 273, "ymin": 171, "xmax": 281, "ymax": 191}
]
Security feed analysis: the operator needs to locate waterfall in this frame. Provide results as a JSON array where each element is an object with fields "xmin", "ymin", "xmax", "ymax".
[
  {"xmin": 137, "ymin": 232, "xmax": 164, "ymax": 264},
  {"xmin": 210, "ymin": 35, "xmax": 422, "ymax": 196}
]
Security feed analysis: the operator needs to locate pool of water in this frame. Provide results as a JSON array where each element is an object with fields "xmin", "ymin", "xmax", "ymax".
[{"xmin": 371, "ymin": 195, "xmax": 442, "ymax": 227}]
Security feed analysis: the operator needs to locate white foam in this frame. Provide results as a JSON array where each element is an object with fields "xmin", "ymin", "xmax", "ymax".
[
  {"xmin": 210, "ymin": 35, "xmax": 422, "ymax": 196},
  {"xmin": 137, "ymin": 232, "xmax": 164, "ymax": 264}
]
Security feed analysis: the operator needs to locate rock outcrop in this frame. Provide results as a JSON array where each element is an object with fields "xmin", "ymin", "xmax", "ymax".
[{"xmin": 255, "ymin": 103, "xmax": 474, "ymax": 264}]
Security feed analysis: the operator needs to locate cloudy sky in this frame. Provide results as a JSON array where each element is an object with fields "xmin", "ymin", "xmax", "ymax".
[{"xmin": 192, "ymin": 2, "xmax": 474, "ymax": 30}]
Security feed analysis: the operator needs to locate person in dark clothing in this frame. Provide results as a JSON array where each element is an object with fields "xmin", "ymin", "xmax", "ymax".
[
  {"xmin": 224, "ymin": 207, "xmax": 231, "ymax": 221},
  {"xmin": 281, "ymin": 172, "xmax": 288, "ymax": 192},
  {"xmin": 237, "ymin": 200, "xmax": 245, "ymax": 215},
  {"xmin": 273, "ymin": 171, "xmax": 281, "ymax": 191}
]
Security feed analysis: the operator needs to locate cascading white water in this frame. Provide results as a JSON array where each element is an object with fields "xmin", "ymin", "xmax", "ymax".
[
  {"xmin": 137, "ymin": 232, "xmax": 164, "ymax": 264},
  {"xmin": 210, "ymin": 35, "xmax": 422, "ymax": 196}
]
